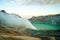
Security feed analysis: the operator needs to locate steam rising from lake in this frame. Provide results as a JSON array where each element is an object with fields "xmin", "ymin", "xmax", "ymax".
[{"xmin": 0, "ymin": 12, "xmax": 36, "ymax": 29}]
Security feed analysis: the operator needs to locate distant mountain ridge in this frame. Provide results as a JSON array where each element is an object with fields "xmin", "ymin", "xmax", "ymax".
[{"xmin": 29, "ymin": 14, "xmax": 60, "ymax": 26}]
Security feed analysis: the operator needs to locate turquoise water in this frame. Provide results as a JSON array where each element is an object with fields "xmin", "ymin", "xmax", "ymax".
[{"xmin": 32, "ymin": 22, "xmax": 60, "ymax": 30}]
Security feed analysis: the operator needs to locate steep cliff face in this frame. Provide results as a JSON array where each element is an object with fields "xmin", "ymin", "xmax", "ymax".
[{"xmin": 29, "ymin": 14, "xmax": 60, "ymax": 26}]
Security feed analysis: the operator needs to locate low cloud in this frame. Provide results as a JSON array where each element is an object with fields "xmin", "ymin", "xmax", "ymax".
[
  {"xmin": 15, "ymin": 0, "xmax": 60, "ymax": 5},
  {"xmin": 1, "ymin": 0, "xmax": 60, "ymax": 6}
]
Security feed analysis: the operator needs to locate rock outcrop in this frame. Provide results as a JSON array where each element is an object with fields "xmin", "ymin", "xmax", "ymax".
[
  {"xmin": 0, "ymin": 25, "xmax": 60, "ymax": 40},
  {"xmin": 29, "ymin": 14, "xmax": 60, "ymax": 26},
  {"xmin": 0, "ymin": 10, "xmax": 6, "ymax": 13}
]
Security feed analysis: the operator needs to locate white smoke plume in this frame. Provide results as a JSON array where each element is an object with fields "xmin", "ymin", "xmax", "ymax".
[{"xmin": 0, "ymin": 12, "xmax": 36, "ymax": 30}]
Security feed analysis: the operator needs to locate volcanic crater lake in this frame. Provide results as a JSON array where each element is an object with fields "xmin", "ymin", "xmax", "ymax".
[{"xmin": 32, "ymin": 22, "xmax": 60, "ymax": 30}]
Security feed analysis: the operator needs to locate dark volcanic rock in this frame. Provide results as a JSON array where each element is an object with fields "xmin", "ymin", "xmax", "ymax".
[
  {"xmin": 0, "ymin": 10, "xmax": 6, "ymax": 13},
  {"xmin": 26, "ymin": 29, "xmax": 60, "ymax": 37},
  {"xmin": 0, "ymin": 25, "xmax": 60, "ymax": 40},
  {"xmin": 55, "ymin": 37, "xmax": 60, "ymax": 40},
  {"xmin": 29, "ymin": 14, "xmax": 60, "ymax": 26},
  {"xmin": 26, "ymin": 29, "xmax": 60, "ymax": 40}
]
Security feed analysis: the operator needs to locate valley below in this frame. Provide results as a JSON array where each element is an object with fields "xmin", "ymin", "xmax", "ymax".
[{"xmin": 0, "ymin": 10, "xmax": 60, "ymax": 40}]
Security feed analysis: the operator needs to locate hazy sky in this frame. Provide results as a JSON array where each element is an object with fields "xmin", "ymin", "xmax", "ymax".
[{"xmin": 0, "ymin": 0, "xmax": 60, "ymax": 18}]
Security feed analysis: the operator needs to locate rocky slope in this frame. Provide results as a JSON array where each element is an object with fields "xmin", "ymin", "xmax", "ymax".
[
  {"xmin": 29, "ymin": 14, "xmax": 60, "ymax": 26},
  {"xmin": 0, "ymin": 10, "xmax": 60, "ymax": 40},
  {"xmin": 0, "ymin": 24, "xmax": 41, "ymax": 40},
  {"xmin": 0, "ymin": 24, "xmax": 60, "ymax": 40}
]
